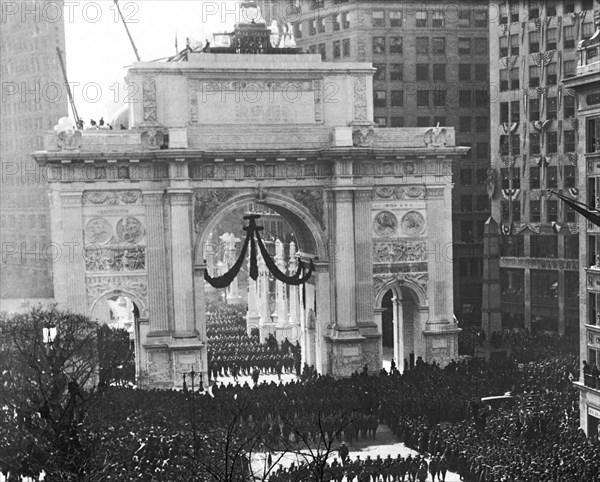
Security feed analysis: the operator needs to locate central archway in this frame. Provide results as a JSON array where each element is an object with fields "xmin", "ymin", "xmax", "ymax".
[{"xmin": 193, "ymin": 191, "xmax": 330, "ymax": 374}]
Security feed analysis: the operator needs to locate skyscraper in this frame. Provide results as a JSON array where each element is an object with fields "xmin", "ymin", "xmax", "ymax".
[
  {"xmin": 489, "ymin": 0, "xmax": 597, "ymax": 335},
  {"xmin": 290, "ymin": 0, "xmax": 491, "ymax": 326},
  {"xmin": 0, "ymin": 1, "xmax": 67, "ymax": 308}
]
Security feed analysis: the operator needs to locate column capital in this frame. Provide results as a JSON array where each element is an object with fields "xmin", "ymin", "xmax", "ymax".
[
  {"xmin": 59, "ymin": 191, "xmax": 83, "ymax": 207},
  {"xmin": 354, "ymin": 188, "xmax": 373, "ymax": 201},
  {"xmin": 143, "ymin": 189, "xmax": 165, "ymax": 204},
  {"xmin": 333, "ymin": 189, "xmax": 354, "ymax": 202},
  {"xmin": 167, "ymin": 188, "xmax": 193, "ymax": 205}
]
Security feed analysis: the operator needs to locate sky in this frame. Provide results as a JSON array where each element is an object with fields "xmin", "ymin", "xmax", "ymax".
[{"xmin": 64, "ymin": 1, "xmax": 249, "ymax": 124}]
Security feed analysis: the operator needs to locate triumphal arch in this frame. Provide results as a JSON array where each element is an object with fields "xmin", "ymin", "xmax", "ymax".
[{"xmin": 35, "ymin": 47, "xmax": 464, "ymax": 388}]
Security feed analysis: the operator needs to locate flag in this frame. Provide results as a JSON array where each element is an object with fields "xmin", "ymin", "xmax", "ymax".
[{"xmin": 552, "ymin": 191, "xmax": 600, "ymax": 228}]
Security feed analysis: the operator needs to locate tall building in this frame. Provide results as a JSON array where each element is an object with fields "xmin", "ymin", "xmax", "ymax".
[
  {"xmin": 569, "ymin": 11, "xmax": 600, "ymax": 437},
  {"xmin": 489, "ymin": 0, "xmax": 597, "ymax": 335},
  {"xmin": 290, "ymin": 1, "xmax": 491, "ymax": 326},
  {"xmin": 0, "ymin": 1, "xmax": 67, "ymax": 308}
]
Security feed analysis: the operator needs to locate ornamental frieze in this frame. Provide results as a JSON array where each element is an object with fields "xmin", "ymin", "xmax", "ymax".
[
  {"xmin": 373, "ymin": 242, "xmax": 426, "ymax": 263},
  {"xmin": 353, "ymin": 76, "xmax": 368, "ymax": 121},
  {"xmin": 194, "ymin": 190, "xmax": 234, "ymax": 232},
  {"xmin": 374, "ymin": 186, "xmax": 426, "ymax": 200},
  {"xmin": 86, "ymin": 274, "xmax": 148, "ymax": 310},
  {"xmin": 142, "ymin": 77, "xmax": 157, "ymax": 122},
  {"xmin": 83, "ymin": 191, "xmax": 142, "ymax": 206},
  {"xmin": 85, "ymin": 246, "xmax": 146, "ymax": 272}
]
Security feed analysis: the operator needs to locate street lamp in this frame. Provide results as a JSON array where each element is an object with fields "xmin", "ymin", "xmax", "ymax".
[{"xmin": 183, "ymin": 367, "xmax": 203, "ymax": 455}]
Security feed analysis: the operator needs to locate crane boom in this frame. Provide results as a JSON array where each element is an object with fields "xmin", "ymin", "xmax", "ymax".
[
  {"xmin": 55, "ymin": 47, "xmax": 81, "ymax": 128},
  {"xmin": 114, "ymin": 0, "xmax": 141, "ymax": 62}
]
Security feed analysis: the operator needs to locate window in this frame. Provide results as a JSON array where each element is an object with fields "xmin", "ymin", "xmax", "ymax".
[
  {"xmin": 308, "ymin": 44, "xmax": 316, "ymax": 54},
  {"xmin": 318, "ymin": 43, "xmax": 326, "ymax": 60},
  {"xmin": 390, "ymin": 11, "xmax": 402, "ymax": 27},
  {"xmin": 500, "ymin": 102, "xmax": 509, "ymax": 123},
  {"xmin": 476, "ymin": 142, "xmax": 489, "ymax": 158},
  {"xmin": 529, "ymin": 1, "xmax": 539, "ymax": 20},
  {"xmin": 432, "ymin": 11, "xmax": 444, "ymax": 28},
  {"xmin": 510, "ymin": 68, "xmax": 519, "ymax": 90},
  {"xmin": 530, "ymin": 200, "xmax": 541, "ymax": 222},
  {"xmin": 416, "ymin": 37, "xmax": 429, "ymax": 55},
  {"xmin": 547, "ymin": 200, "xmax": 558, "ymax": 222},
  {"xmin": 500, "ymin": 36, "xmax": 509, "ymax": 57},
  {"xmin": 461, "ymin": 195, "xmax": 472, "ymax": 212},
  {"xmin": 547, "ymin": 131, "xmax": 558, "ymax": 153},
  {"xmin": 546, "ymin": 166, "xmax": 558, "ymax": 188},
  {"xmin": 564, "ymin": 130, "xmax": 576, "ymax": 152},
  {"xmin": 500, "ymin": 3, "xmax": 508, "ymax": 24},
  {"xmin": 565, "ymin": 203, "xmax": 576, "ymax": 223},
  {"xmin": 391, "ymin": 117, "xmax": 404, "ymax": 127},
  {"xmin": 391, "ymin": 90, "xmax": 403, "ymax": 107},
  {"xmin": 461, "ymin": 169, "xmax": 473, "ymax": 185},
  {"xmin": 373, "ymin": 64, "xmax": 386, "ymax": 81},
  {"xmin": 459, "ymin": 64, "xmax": 471, "ymax": 81},
  {"xmin": 546, "ymin": 0, "xmax": 557, "ymax": 17},
  {"xmin": 512, "ymin": 201, "xmax": 521, "ymax": 222},
  {"xmin": 342, "ymin": 38, "xmax": 350, "ymax": 57},
  {"xmin": 474, "ymin": 38, "xmax": 488, "ymax": 55},
  {"xmin": 417, "ymin": 90, "xmax": 429, "ymax": 107},
  {"xmin": 460, "ymin": 117, "xmax": 471, "ymax": 133},
  {"xmin": 373, "ymin": 37, "xmax": 386, "ymax": 54},
  {"xmin": 416, "ymin": 11, "xmax": 427, "ymax": 27},
  {"xmin": 529, "ymin": 31, "xmax": 540, "ymax": 53},
  {"xmin": 501, "ymin": 269, "xmax": 525, "ymax": 297},
  {"xmin": 564, "ymin": 26, "xmax": 575, "ymax": 49},
  {"xmin": 475, "ymin": 64, "xmax": 488, "ymax": 81},
  {"xmin": 564, "ymin": 60, "xmax": 575, "ymax": 78},
  {"xmin": 583, "ymin": 22, "xmax": 594, "ymax": 40},
  {"xmin": 530, "ymin": 237, "xmax": 558, "ymax": 258},
  {"xmin": 476, "ymin": 118, "xmax": 489, "ymax": 133},
  {"xmin": 294, "ymin": 22, "xmax": 303, "ymax": 38},
  {"xmin": 529, "ymin": 99, "xmax": 540, "ymax": 121},
  {"xmin": 318, "ymin": 17, "xmax": 325, "ymax": 33},
  {"xmin": 564, "ymin": 236, "xmax": 578, "ymax": 259},
  {"xmin": 546, "ymin": 63, "xmax": 557, "ymax": 86},
  {"xmin": 476, "ymin": 195, "xmax": 489, "ymax": 212},
  {"xmin": 530, "ymin": 133, "xmax": 540, "ymax": 154},
  {"xmin": 564, "ymin": 96, "xmax": 575, "ymax": 118},
  {"xmin": 374, "ymin": 91, "xmax": 387, "ymax": 107},
  {"xmin": 432, "ymin": 37, "xmax": 445, "ymax": 54},
  {"xmin": 530, "ymin": 167, "xmax": 540, "ymax": 189},
  {"xmin": 309, "ymin": 19, "xmax": 316, "ymax": 35},
  {"xmin": 433, "ymin": 90, "xmax": 446, "ymax": 107},
  {"xmin": 510, "ymin": 34, "xmax": 520, "ymax": 55},
  {"xmin": 434, "ymin": 116, "xmax": 446, "ymax": 126},
  {"xmin": 433, "ymin": 64, "xmax": 445, "ymax": 81},
  {"xmin": 461, "ymin": 221, "xmax": 474, "ymax": 242},
  {"xmin": 417, "ymin": 116, "xmax": 431, "ymax": 127},
  {"xmin": 501, "ymin": 200, "xmax": 510, "ymax": 221},
  {"xmin": 333, "ymin": 40, "xmax": 341, "ymax": 58},
  {"xmin": 390, "ymin": 64, "xmax": 403, "ymax": 81},
  {"xmin": 531, "ymin": 269, "xmax": 559, "ymax": 304},
  {"xmin": 390, "ymin": 37, "xmax": 403, "ymax": 54},
  {"xmin": 500, "ymin": 69, "xmax": 509, "ymax": 91},
  {"xmin": 564, "ymin": 0, "xmax": 575, "ymax": 14},
  {"xmin": 333, "ymin": 13, "xmax": 341, "ymax": 31},
  {"xmin": 372, "ymin": 11, "xmax": 385, "ymax": 27},
  {"xmin": 546, "ymin": 28, "xmax": 557, "ymax": 50},
  {"xmin": 474, "ymin": 10, "xmax": 487, "ymax": 27},
  {"xmin": 458, "ymin": 38, "xmax": 471, "ymax": 54},
  {"xmin": 342, "ymin": 12, "xmax": 350, "ymax": 29},
  {"xmin": 459, "ymin": 90, "xmax": 472, "ymax": 107},
  {"xmin": 564, "ymin": 165, "xmax": 576, "ymax": 188},
  {"xmin": 374, "ymin": 117, "xmax": 387, "ymax": 127},
  {"xmin": 511, "ymin": 101, "xmax": 520, "ymax": 123},
  {"xmin": 529, "ymin": 65, "xmax": 540, "ymax": 88},
  {"xmin": 458, "ymin": 9, "xmax": 470, "ymax": 26},
  {"xmin": 416, "ymin": 64, "xmax": 429, "ymax": 81},
  {"xmin": 587, "ymin": 116, "xmax": 600, "ymax": 153},
  {"xmin": 477, "ymin": 169, "xmax": 487, "ymax": 184},
  {"xmin": 475, "ymin": 90, "xmax": 488, "ymax": 106}
]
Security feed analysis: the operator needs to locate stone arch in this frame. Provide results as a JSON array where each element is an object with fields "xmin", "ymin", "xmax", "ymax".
[
  {"xmin": 193, "ymin": 191, "xmax": 327, "ymax": 265},
  {"xmin": 89, "ymin": 289, "xmax": 148, "ymax": 322},
  {"xmin": 374, "ymin": 277, "xmax": 427, "ymax": 309}
]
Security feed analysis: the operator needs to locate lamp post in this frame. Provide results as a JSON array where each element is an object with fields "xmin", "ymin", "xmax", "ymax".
[{"xmin": 183, "ymin": 367, "xmax": 203, "ymax": 455}]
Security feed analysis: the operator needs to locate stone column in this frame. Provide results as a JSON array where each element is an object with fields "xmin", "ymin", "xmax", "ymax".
[
  {"xmin": 204, "ymin": 232, "xmax": 216, "ymax": 276},
  {"xmin": 288, "ymin": 242, "xmax": 299, "ymax": 326},
  {"xmin": 392, "ymin": 296, "xmax": 404, "ymax": 374},
  {"xmin": 274, "ymin": 239, "xmax": 288, "ymax": 337},
  {"xmin": 314, "ymin": 263, "xmax": 331, "ymax": 374},
  {"xmin": 144, "ymin": 190, "xmax": 169, "ymax": 333},
  {"xmin": 258, "ymin": 252, "xmax": 272, "ymax": 339},
  {"xmin": 246, "ymin": 253, "xmax": 261, "ymax": 335},
  {"xmin": 57, "ymin": 191, "xmax": 87, "ymax": 314},
  {"xmin": 167, "ymin": 189, "xmax": 195, "ymax": 334},
  {"xmin": 354, "ymin": 189, "xmax": 374, "ymax": 326},
  {"xmin": 333, "ymin": 189, "xmax": 358, "ymax": 331}
]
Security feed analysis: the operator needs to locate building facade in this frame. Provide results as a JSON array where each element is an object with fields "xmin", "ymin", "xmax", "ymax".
[
  {"xmin": 489, "ymin": 0, "xmax": 598, "ymax": 335},
  {"xmin": 568, "ymin": 12, "xmax": 600, "ymax": 438},
  {"xmin": 289, "ymin": 0, "xmax": 491, "ymax": 326},
  {"xmin": 0, "ymin": 0, "xmax": 67, "ymax": 309},
  {"xmin": 33, "ymin": 38, "xmax": 463, "ymax": 387}
]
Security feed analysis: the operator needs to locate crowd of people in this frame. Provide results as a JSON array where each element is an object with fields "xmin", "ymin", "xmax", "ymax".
[{"xmin": 206, "ymin": 303, "xmax": 301, "ymax": 381}]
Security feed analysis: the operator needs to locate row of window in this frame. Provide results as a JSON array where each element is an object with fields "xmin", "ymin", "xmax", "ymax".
[
  {"xmin": 374, "ymin": 89, "xmax": 490, "ymax": 109},
  {"xmin": 501, "ymin": 268, "xmax": 579, "ymax": 300},
  {"xmin": 373, "ymin": 36, "xmax": 487, "ymax": 56},
  {"xmin": 500, "ymin": 131, "xmax": 577, "ymax": 155},
  {"xmin": 498, "ymin": 0, "xmax": 594, "ymax": 24},
  {"xmin": 294, "ymin": 12, "xmax": 350, "ymax": 38},
  {"xmin": 501, "ymin": 166, "xmax": 577, "ymax": 190},
  {"xmin": 501, "ymin": 199, "xmax": 576, "ymax": 223},
  {"xmin": 500, "ymin": 98, "xmax": 577, "ymax": 125},
  {"xmin": 500, "ymin": 235, "xmax": 579, "ymax": 259},
  {"xmin": 498, "ymin": 24, "xmax": 594, "ymax": 57},
  {"xmin": 460, "ymin": 194, "xmax": 491, "ymax": 213},
  {"xmin": 373, "ymin": 63, "xmax": 488, "ymax": 83},
  {"xmin": 499, "ymin": 61, "xmax": 577, "ymax": 92},
  {"xmin": 373, "ymin": 9, "xmax": 487, "ymax": 29}
]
